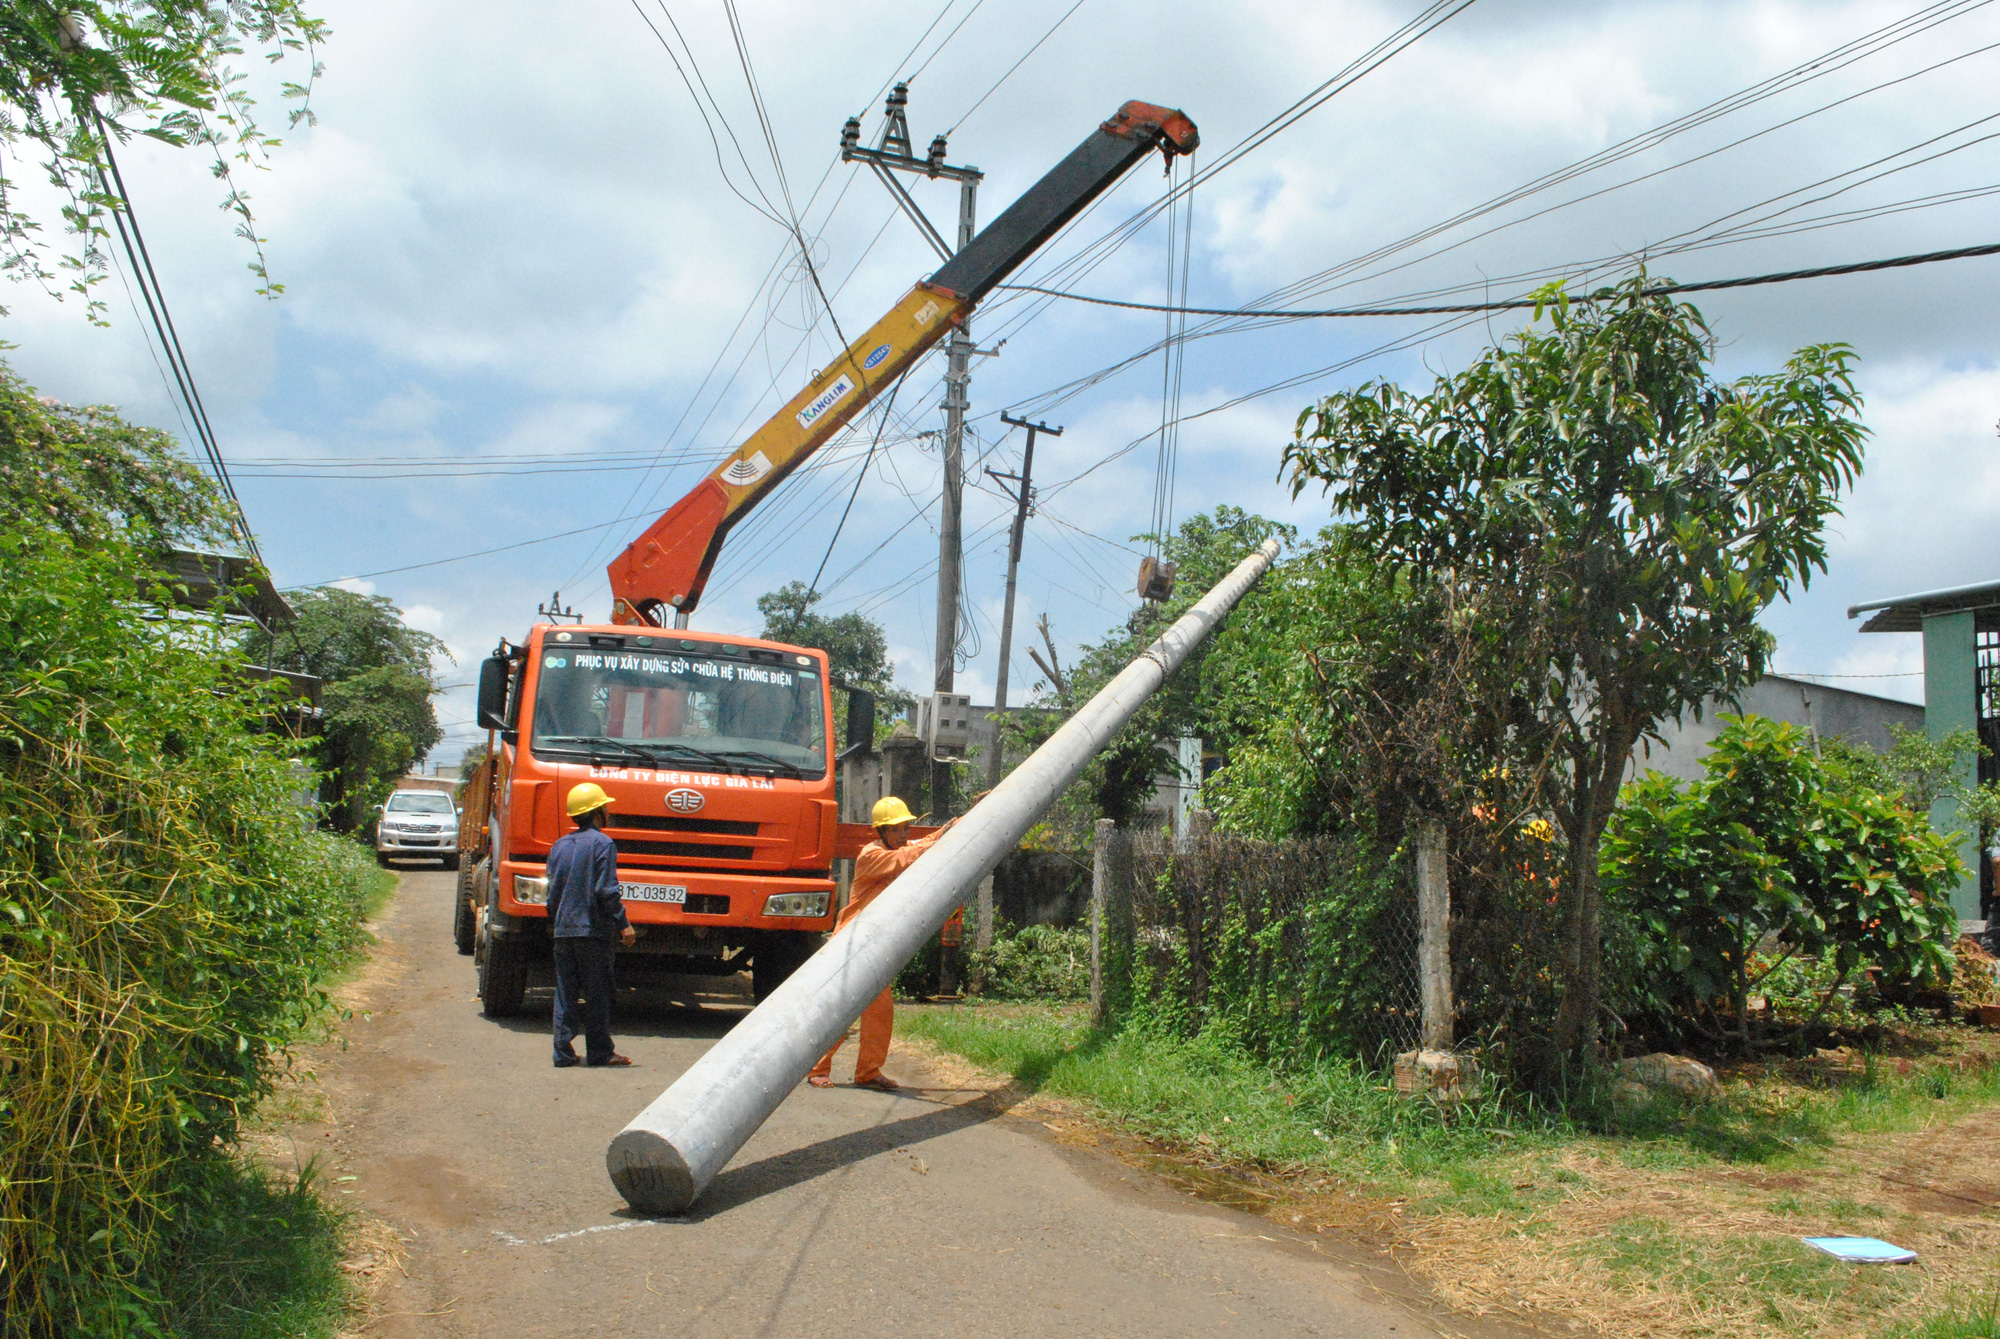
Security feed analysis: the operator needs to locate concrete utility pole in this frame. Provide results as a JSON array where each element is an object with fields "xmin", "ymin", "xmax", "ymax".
[
  {"xmin": 841, "ymin": 85, "xmax": 984, "ymax": 816},
  {"xmin": 986, "ymin": 412, "xmax": 1062, "ymax": 790},
  {"xmin": 606, "ymin": 538, "xmax": 1282, "ymax": 1214}
]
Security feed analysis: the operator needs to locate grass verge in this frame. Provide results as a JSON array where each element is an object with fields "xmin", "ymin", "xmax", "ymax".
[
  {"xmin": 150, "ymin": 1152, "xmax": 357, "ymax": 1339},
  {"xmin": 900, "ymin": 1002, "xmax": 2000, "ymax": 1339}
]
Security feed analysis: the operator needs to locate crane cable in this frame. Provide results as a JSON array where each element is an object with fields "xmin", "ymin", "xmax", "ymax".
[{"xmin": 1147, "ymin": 155, "xmax": 1194, "ymax": 561}]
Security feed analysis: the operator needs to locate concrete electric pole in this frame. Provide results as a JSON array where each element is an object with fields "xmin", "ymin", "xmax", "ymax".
[
  {"xmin": 841, "ymin": 84, "xmax": 985, "ymax": 815},
  {"xmin": 986, "ymin": 412, "xmax": 1062, "ymax": 789}
]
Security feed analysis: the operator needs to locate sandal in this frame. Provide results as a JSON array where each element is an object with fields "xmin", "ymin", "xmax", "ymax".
[
  {"xmin": 587, "ymin": 1053, "xmax": 634, "ymax": 1067},
  {"xmin": 807, "ymin": 1075, "xmax": 834, "ymax": 1088},
  {"xmin": 854, "ymin": 1074, "xmax": 901, "ymax": 1092}
]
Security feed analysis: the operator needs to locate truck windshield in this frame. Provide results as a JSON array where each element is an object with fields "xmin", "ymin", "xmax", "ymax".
[{"xmin": 530, "ymin": 646, "xmax": 826, "ymax": 776}]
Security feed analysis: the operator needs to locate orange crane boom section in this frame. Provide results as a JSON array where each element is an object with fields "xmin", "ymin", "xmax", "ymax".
[{"xmin": 607, "ymin": 100, "xmax": 1199, "ymax": 627}]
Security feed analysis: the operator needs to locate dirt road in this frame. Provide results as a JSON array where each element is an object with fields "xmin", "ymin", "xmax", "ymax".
[{"xmin": 290, "ymin": 870, "xmax": 1518, "ymax": 1337}]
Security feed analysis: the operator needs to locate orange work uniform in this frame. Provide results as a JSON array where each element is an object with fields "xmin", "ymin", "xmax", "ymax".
[{"xmin": 808, "ymin": 829, "xmax": 943, "ymax": 1084}]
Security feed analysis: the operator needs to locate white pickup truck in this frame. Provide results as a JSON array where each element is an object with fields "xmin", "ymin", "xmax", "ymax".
[{"xmin": 374, "ymin": 789, "xmax": 460, "ymax": 870}]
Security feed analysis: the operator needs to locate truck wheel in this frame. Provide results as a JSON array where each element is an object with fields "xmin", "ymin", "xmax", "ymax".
[
  {"xmin": 752, "ymin": 936, "xmax": 816, "ymax": 1004},
  {"xmin": 453, "ymin": 859, "xmax": 483, "ymax": 956},
  {"xmin": 442, "ymin": 853, "xmax": 460, "ymax": 872},
  {"xmin": 480, "ymin": 927, "xmax": 529, "ymax": 1018},
  {"xmin": 376, "ymin": 851, "xmax": 392, "ymax": 868}
]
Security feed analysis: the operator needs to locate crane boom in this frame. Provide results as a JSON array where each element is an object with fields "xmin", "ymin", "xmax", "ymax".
[{"xmin": 608, "ymin": 99, "xmax": 1198, "ymax": 626}]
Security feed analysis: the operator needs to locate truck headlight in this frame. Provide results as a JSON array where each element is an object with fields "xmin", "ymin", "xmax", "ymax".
[
  {"xmin": 512, "ymin": 875, "xmax": 549, "ymax": 906},
  {"xmin": 763, "ymin": 891, "xmax": 829, "ymax": 918}
]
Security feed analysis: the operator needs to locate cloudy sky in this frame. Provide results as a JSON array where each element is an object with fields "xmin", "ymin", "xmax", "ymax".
[{"xmin": 8, "ymin": 0, "xmax": 1999, "ymax": 762}]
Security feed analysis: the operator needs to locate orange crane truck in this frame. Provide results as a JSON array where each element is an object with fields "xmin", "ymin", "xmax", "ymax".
[{"xmin": 453, "ymin": 99, "xmax": 1198, "ymax": 1017}]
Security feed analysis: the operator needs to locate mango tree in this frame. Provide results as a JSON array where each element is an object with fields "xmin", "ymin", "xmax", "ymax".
[{"xmin": 1282, "ymin": 276, "xmax": 1867, "ymax": 1063}]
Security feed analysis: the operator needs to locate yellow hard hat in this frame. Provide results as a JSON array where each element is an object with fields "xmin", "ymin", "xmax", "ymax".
[
  {"xmin": 566, "ymin": 782, "xmax": 613, "ymax": 818},
  {"xmin": 870, "ymin": 795, "xmax": 917, "ymax": 828}
]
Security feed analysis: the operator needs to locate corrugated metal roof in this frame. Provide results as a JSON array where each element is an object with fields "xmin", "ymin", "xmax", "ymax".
[
  {"xmin": 150, "ymin": 548, "xmax": 295, "ymax": 630},
  {"xmin": 1848, "ymin": 578, "xmax": 2000, "ymax": 633}
]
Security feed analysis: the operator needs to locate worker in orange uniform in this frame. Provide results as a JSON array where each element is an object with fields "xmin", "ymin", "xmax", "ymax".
[{"xmin": 807, "ymin": 795, "xmax": 951, "ymax": 1092}]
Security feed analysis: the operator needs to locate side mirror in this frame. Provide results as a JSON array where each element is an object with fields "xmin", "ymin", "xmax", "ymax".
[
  {"xmin": 477, "ymin": 654, "xmax": 510, "ymax": 729},
  {"xmin": 844, "ymin": 688, "xmax": 876, "ymax": 757}
]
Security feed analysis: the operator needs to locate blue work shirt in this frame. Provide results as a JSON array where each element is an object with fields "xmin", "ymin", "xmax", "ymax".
[{"xmin": 544, "ymin": 825, "xmax": 631, "ymax": 939}]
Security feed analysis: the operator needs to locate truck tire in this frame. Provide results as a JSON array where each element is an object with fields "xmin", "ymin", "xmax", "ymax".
[
  {"xmin": 752, "ymin": 935, "xmax": 816, "ymax": 1004},
  {"xmin": 442, "ymin": 853, "xmax": 460, "ymax": 872},
  {"xmin": 453, "ymin": 859, "xmax": 483, "ymax": 956},
  {"xmin": 479, "ymin": 925, "xmax": 529, "ymax": 1018}
]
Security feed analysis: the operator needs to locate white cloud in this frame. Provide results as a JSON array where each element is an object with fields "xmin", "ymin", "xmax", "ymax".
[{"xmin": 6, "ymin": 0, "xmax": 1999, "ymax": 734}]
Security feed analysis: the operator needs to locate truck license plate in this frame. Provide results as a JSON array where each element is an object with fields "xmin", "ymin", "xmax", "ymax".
[{"xmin": 621, "ymin": 883, "xmax": 687, "ymax": 904}]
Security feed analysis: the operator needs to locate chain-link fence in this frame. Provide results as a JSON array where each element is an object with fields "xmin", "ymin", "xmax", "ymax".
[{"xmin": 1123, "ymin": 829, "xmax": 1423, "ymax": 1063}]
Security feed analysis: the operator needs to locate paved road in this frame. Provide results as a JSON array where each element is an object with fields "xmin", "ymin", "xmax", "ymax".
[{"xmin": 296, "ymin": 869, "xmax": 1512, "ymax": 1338}]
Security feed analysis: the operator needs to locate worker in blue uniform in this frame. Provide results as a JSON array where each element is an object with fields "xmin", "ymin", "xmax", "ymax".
[{"xmin": 547, "ymin": 782, "xmax": 637, "ymax": 1068}]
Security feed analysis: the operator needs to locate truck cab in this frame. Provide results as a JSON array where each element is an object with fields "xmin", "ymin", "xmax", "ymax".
[{"xmin": 457, "ymin": 622, "xmax": 839, "ymax": 1014}]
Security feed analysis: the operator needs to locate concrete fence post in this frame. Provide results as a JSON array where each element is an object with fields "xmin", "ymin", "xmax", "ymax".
[
  {"xmin": 970, "ymin": 871, "xmax": 995, "ymax": 995},
  {"xmin": 1090, "ymin": 819, "xmax": 1133, "ymax": 1027},
  {"xmin": 1415, "ymin": 820, "xmax": 1453, "ymax": 1052}
]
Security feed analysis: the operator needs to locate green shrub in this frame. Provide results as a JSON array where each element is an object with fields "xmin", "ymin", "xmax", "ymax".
[
  {"xmin": 969, "ymin": 919, "xmax": 1090, "ymax": 1001},
  {"xmin": 1602, "ymin": 715, "xmax": 1960, "ymax": 1052},
  {"xmin": 0, "ymin": 528, "xmax": 377, "ymax": 1335}
]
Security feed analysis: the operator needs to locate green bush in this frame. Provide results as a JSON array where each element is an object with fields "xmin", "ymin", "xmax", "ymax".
[
  {"xmin": 1602, "ymin": 715, "xmax": 1960, "ymax": 1052},
  {"xmin": 969, "ymin": 920, "xmax": 1091, "ymax": 1001},
  {"xmin": 0, "ymin": 527, "xmax": 379, "ymax": 1335}
]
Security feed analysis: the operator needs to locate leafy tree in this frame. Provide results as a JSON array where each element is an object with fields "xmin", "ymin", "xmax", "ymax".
[
  {"xmin": 1604, "ymin": 715, "xmax": 1960, "ymax": 1053},
  {"xmin": 756, "ymin": 580, "xmax": 909, "ymax": 749},
  {"xmin": 1824, "ymin": 723, "xmax": 1984, "ymax": 813},
  {"xmin": 0, "ymin": 357, "xmax": 228, "ymax": 544},
  {"xmin": 1283, "ymin": 275, "xmax": 1868, "ymax": 1061},
  {"xmin": 0, "ymin": 0, "xmax": 324, "ymax": 316},
  {"xmin": 1011, "ymin": 506, "xmax": 1293, "ymax": 831},
  {"xmin": 1959, "ymin": 780, "xmax": 2000, "ymax": 870},
  {"xmin": 273, "ymin": 586, "xmax": 444, "ymax": 830}
]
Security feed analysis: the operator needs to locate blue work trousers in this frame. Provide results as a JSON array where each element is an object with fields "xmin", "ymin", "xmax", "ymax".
[{"xmin": 552, "ymin": 936, "xmax": 618, "ymax": 1065}]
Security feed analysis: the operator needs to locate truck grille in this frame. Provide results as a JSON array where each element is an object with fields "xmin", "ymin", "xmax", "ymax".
[
  {"xmin": 613, "ymin": 838, "xmax": 755, "ymax": 861},
  {"xmin": 609, "ymin": 813, "xmax": 759, "ymax": 837}
]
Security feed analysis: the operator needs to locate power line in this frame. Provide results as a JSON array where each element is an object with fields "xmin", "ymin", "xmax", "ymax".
[
  {"xmin": 988, "ymin": 0, "xmax": 2000, "ymax": 425},
  {"xmin": 904, "ymin": 0, "xmax": 989, "ymax": 86},
  {"xmin": 627, "ymin": 0, "xmax": 788, "ymax": 229},
  {"xmin": 288, "ymin": 513, "xmax": 664, "ymax": 588},
  {"xmin": 854, "ymin": 0, "xmax": 961, "ymax": 117},
  {"xmin": 1210, "ymin": 0, "xmax": 1997, "ymax": 323},
  {"xmin": 95, "ymin": 118, "xmax": 261, "ymax": 563},
  {"xmin": 997, "ymin": 240, "xmax": 2000, "ymax": 317},
  {"xmin": 810, "ymin": 370, "xmax": 908, "ymax": 594},
  {"xmin": 947, "ymin": 0, "xmax": 1089, "ymax": 133}
]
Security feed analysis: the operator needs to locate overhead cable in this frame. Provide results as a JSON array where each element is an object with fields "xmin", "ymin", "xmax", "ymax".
[
  {"xmin": 628, "ymin": 1, "xmax": 789, "ymax": 228},
  {"xmin": 948, "ymin": 0, "xmax": 1090, "ymax": 133},
  {"xmin": 1205, "ymin": 0, "xmax": 1997, "ymax": 321},
  {"xmin": 95, "ymin": 117, "xmax": 261, "ymax": 563},
  {"xmin": 986, "ymin": 0, "xmax": 1999, "ymax": 418},
  {"xmin": 997, "ymin": 240, "xmax": 2000, "ymax": 318},
  {"xmin": 809, "ymin": 371, "xmax": 908, "ymax": 594}
]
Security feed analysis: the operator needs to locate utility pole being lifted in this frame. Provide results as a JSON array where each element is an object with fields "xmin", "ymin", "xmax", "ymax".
[
  {"xmin": 841, "ymin": 84, "xmax": 986, "ymax": 816},
  {"xmin": 986, "ymin": 412, "xmax": 1062, "ymax": 789}
]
